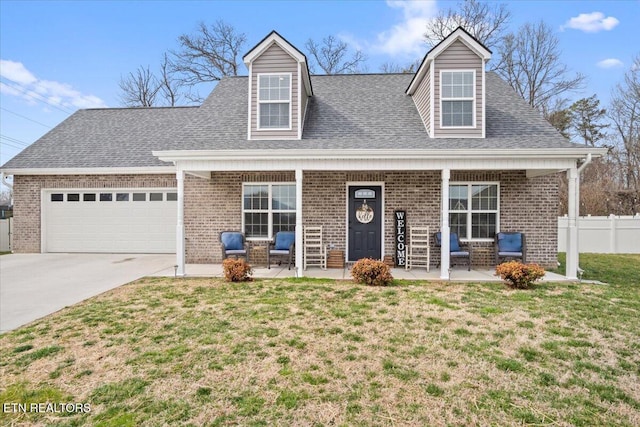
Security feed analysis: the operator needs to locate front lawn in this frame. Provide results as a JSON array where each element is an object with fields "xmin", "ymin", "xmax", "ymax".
[{"xmin": 1, "ymin": 254, "xmax": 639, "ymax": 426}]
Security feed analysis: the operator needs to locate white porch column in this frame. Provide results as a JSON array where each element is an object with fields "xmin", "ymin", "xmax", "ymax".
[
  {"xmin": 295, "ymin": 169, "xmax": 304, "ymax": 277},
  {"xmin": 566, "ymin": 167, "xmax": 578, "ymax": 279},
  {"xmin": 176, "ymin": 169, "xmax": 186, "ymax": 276},
  {"xmin": 440, "ymin": 169, "xmax": 451, "ymax": 279}
]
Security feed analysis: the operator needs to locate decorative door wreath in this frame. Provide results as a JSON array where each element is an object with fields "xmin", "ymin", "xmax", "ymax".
[{"xmin": 355, "ymin": 200, "xmax": 374, "ymax": 224}]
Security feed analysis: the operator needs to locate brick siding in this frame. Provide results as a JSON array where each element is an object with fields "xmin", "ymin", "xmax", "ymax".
[
  {"xmin": 188, "ymin": 170, "xmax": 558, "ymax": 268},
  {"xmin": 13, "ymin": 170, "xmax": 559, "ymax": 269}
]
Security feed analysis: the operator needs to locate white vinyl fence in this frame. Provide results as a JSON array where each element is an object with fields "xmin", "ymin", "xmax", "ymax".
[
  {"xmin": 558, "ymin": 214, "xmax": 640, "ymax": 254},
  {"xmin": 0, "ymin": 218, "xmax": 11, "ymax": 252}
]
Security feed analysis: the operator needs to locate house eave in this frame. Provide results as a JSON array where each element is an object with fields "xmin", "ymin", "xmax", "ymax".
[
  {"xmin": 0, "ymin": 166, "xmax": 176, "ymax": 176},
  {"xmin": 406, "ymin": 58, "xmax": 433, "ymax": 95},
  {"xmin": 153, "ymin": 147, "xmax": 607, "ymax": 163}
]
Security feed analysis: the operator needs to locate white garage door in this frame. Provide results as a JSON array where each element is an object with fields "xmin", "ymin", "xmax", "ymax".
[{"xmin": 43, "ymin": 189, "xmax": 177, "ymax": 253}]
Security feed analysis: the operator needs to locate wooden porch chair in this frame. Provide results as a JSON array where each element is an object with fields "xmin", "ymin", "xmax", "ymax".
[
  {"xmin": 434, "ymin": 231, "xmax": 472, "ymax": 271},
  {"xmin": 303, "ymin": 226, "xmax": 327, "ymax": 270},
  {"xmin": 495, "ymin": 232, "xmax": 526, "ymax": 264},
  {"xmin": 405, "ymin": 226, "xmax": 430, "ymax": 271}
]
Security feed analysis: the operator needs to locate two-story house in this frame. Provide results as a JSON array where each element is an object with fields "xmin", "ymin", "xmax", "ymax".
[{"xmin": 0, "ymin": 28, "xmax": 606, "ymax": 279}]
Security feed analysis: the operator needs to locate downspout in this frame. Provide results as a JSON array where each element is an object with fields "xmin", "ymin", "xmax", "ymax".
[
  {"xmin": 1, "ymin": 173, "xmax": 13, "ymax": 190},
  {"xmin": 575, "ymin": 153, "xmax": 593, "ymax": 277},
  {"xmin": 1, "ymin": 173, "xmax": 13, "ymax": 205},
  {"xmin": 577, "ymin": 153, "xmax": 592, "ymax": 175}
]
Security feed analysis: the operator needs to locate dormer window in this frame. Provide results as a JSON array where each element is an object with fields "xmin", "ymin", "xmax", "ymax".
[
  {"xmin": 258, "ymin": 73, "xmax": 291, "ymax": 129},
  {"xmin": 441, "ymin": 71, "xmax": 475, "ymax": 127}
]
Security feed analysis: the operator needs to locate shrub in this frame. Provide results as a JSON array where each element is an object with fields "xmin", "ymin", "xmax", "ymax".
[
  {"xmin": 222, "ymin": 258, "xmax": 253, "ymax": 282},
  {"xmin": 495, "ymin": 261, "xmax": 545, "ymax": 289},
  {"xmin": 351, "ymin": 258, "xmax": 393, "ymax": 286}
]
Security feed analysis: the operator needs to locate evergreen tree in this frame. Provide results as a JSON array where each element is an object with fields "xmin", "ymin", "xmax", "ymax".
[{"xmin": 570, "ymin": 95, "xmax": 608, "ymax": 146}]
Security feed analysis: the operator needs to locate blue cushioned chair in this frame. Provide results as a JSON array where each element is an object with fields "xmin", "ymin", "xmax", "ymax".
[
  {"xmin": 495, "ymin": 232, "xmax": 526, "ymax": 264},
  {"xmin": 434, "ymin": 231, "xmax": 472, "ymax": 271},
  {"xmin": 268, "ymin": 231, "xmax": 295, "ymax": 270},
  {"xmin": 220, "ymin": 231, "xmax": 248, "ymax": 262}
]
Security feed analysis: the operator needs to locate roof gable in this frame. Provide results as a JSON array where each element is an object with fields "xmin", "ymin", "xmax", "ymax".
[
  {"xmin": 406, "ymin": 26, "xmax": 491, "ymax": 95},
  {"xmin": 243, "ymin": 30, "xmax": 306, "ymax": 63},
  {"xmin": 243, "ymin": 30, "xmax": 312, "ymax": 96}
]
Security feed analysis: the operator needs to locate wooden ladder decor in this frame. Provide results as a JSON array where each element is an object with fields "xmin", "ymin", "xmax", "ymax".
[{"xmin": 405, "ymin": 226, "xmax": 430, "ymax": 272}]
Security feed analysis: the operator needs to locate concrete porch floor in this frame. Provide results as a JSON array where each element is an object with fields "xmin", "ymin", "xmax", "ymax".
[{"xmin": 152, "ymin": 264, "xmax": 570, "ymax": 282}]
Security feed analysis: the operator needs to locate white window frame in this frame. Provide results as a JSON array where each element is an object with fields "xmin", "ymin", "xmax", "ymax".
[
  {"xmin": 256, "ymin": 72, "xmax": 292, "ymax": 131},
  {"xmin": 440, "ymin": 70, "xmax": 475, "ymax": 128},
  {"xmin": 242, "ymin": 182, "xmax": 296, "ymax": 240},
  {"xmin": 449, "ymin": 182, "xmax": 500, "ymax": 242}
]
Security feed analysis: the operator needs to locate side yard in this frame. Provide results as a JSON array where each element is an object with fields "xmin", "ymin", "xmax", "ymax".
[{"xmin": 1, "ymin": 254, "xmax": 639, "ymax": 426}]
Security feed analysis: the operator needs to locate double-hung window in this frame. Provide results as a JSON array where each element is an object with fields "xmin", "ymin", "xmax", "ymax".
[
  {"xmin": 258, "ymin": 74, "xmax": 291, "ymax": 129},
  {"xmin": 441, "ymin": 71, "xmax": 474, "ymax": 127},
  {"xmin": 449, "ymin": 183, "xmax": 499, "ymax": 240},
  {"xmin": 243, "ymin": 183, "xmax": 296, "ymax": 239}
]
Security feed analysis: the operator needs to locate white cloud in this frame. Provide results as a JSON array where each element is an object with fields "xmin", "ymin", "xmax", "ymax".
[
  {"xmin": 597, "ymin": 58, "xmax": 624, "ymax": 69},
  {"xmin": 0, "ymin": 60, "xmax": 37, "ymax": 85},
  {"xmin": 561, "ymin": 12, "xmax": 619, "ymax": 33},
  {"xmin": 373, "ymin": 0, "xmax": 438, "ymax": 56},
  {"xmin": 0, "ymin": 59, "xmax": 107, "ymax": 109}
]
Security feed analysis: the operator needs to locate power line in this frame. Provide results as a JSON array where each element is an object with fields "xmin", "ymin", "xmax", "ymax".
[
  {"xmin": 0, "ymin": 134, "xmax": 30, "ymax": 147},
  {"xmin": 0, "ymin": 140, "xmax": 26, "ymax": 150},
  {"xmin": 0, "ymin": 79, "xmax": 74, "ymax": 115},
  {"xmin": 0, "ymin": 107, "xmax": 53, "ymax": 129}
]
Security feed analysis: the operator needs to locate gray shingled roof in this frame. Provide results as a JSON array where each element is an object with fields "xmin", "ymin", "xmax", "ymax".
[
  {"xmin": 2, "ymin": 107, "xmax": 198, "ymax": 168},
  {"xmin": 2, "ymin": 72, "xmax": 582, "ymax": 170}
]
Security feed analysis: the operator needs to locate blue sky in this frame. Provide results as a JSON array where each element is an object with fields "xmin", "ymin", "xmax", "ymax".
[{"xmin": 1, "ymin": 0, "xmax": 638, "ymax": 168}]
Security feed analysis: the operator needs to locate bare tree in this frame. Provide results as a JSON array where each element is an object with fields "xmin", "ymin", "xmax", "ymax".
[
  {"xmin": 118, "ymin": 56, "xmax": 185, "ymax": 107},
  {"xmin": 559, "ymin": 157, "xmax": 624, "ymax": 216},
  {"xmin": 495, "ymin": 21, "xmax": 585, "ymax": 112},
  {"xmin": 423, "ymin": 0, "xmax": 511, "ymax": 50},
  {"xmin": 379, "ymin": 59, "xmax": 421, "ymax": 74},
  {"xmin": 158, "ymin": 53, "xmax": 181, "ymax": 106},
  {"xmin": 118, "ymin": 66, "xmax": 162, "ymax": 107},
  {"xmin": 305, "ymin": 35, "xmax": 367, "ymax": 74},
  {"xmin": 171, "ymin": 20, "xmax": 246, "ymax": 85},
  {"xmin": 608, "ymin": 54, "xmax": 640, "ymax": 213}
]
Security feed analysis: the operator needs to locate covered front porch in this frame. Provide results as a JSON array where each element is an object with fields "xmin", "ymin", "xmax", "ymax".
[{"xmin": 153, "ymin": 148, "xmax": 600, "ymax": 281}]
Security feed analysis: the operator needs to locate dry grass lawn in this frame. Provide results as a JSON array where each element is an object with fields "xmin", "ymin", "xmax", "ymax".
[{"xmin": 1, "ymin": 254, "xmax": 639, "ymax": 426}]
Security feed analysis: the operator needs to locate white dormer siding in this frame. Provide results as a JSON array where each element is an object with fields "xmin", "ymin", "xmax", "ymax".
[
  {"xmin": 433, "ymin": 40, "xmax": 483, "ymax": 138},
  {"xmin": 251, "ymin": 44, "xmax": 299, "ymax": 139}
]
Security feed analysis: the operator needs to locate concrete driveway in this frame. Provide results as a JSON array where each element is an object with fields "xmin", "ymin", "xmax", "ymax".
[{"xmin": 0, "ymin": 253, "xmax": 175, "ymax": 333}]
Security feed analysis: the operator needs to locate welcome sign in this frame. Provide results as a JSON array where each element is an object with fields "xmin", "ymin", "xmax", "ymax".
[{"xmin": 395, "ymin": 210, "xmax": 406, "ymax": 267}]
